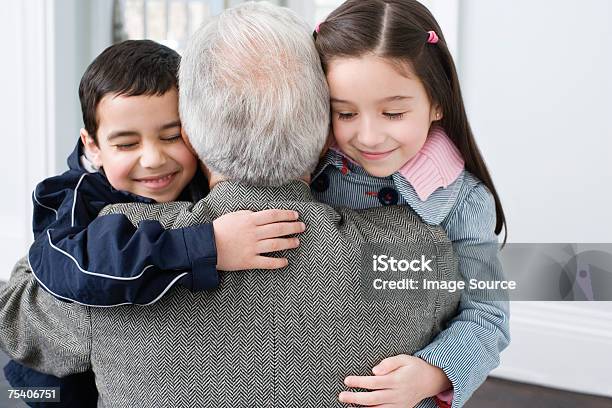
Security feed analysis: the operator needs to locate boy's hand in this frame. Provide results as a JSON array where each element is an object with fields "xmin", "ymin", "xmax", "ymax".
[
  {"xmin": 213, "ymin": 209, "xmax": 305, "ymax": 271},
  {"xmin": 338, "ymin": 354, "xmax": 451, "ymax": 407}
]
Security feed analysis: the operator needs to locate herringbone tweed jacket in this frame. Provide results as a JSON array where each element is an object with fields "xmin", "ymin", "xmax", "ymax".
[{"xmin": 0, "ymin": 180, "xmax": 460, "ymax": 407}]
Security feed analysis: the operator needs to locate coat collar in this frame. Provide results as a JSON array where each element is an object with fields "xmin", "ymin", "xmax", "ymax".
[
  {"xmin": 207, "ymin": 180, "xmax": 315, "ymax": 204},
  {"xmin": 397, "ymin": 126, "xmax": 464, "ymax": 201}
]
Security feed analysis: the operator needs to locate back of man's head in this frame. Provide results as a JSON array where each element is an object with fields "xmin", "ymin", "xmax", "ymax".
[{"xmin": 179, "ymin": 1, "xmax": 330, "ymax": 186}]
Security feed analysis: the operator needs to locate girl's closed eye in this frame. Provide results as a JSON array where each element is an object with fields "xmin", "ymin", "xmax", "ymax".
[
  {"xmin": 337, "ymin": 112, "xmax": 357, "ymax": 121},
  {"xmin": 383, "ymin": 112, "xmax": 407, "ymax": 120}
]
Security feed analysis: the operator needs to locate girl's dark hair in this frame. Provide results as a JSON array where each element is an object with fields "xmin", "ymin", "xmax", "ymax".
[
  {"xmin": 315, "ymin": 0, "xmax": 506, "ymax": 240},
  {"xmin": 78, "ymin": 40, "xmax": 180, "ymax": 143}
]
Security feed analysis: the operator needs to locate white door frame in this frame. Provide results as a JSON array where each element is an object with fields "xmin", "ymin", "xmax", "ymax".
[{"xmin": 0, "ymin": 0, "xmax": 56, "ymax": 280}]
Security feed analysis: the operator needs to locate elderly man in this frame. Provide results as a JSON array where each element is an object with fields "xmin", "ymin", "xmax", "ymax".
[{"xmin": 0, "ymin": 2, "xmax": 459, "ymax": 407}]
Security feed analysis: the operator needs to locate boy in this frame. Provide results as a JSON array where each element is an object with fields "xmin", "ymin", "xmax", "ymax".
[{"xmin": 5, "ymin": 39, "xmax": 304, "ymax": 407}]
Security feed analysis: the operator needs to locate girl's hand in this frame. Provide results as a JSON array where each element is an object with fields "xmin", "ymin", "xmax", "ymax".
[
  {"xmin": 339, "ymin": 354, "xmax": 451, "ymax": 408},
  {"xmin": 213, "ymin": 209, "xmax": 305, "ymax": 271}
]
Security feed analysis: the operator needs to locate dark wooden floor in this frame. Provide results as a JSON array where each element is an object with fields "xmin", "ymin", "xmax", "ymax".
[
  {"xmin": 467, "ymin": 377, "xmax": 612, "ymax": 408},
  {"xmin": 0, "ymin": 351, "xmax": 610, "ymax": 407}
]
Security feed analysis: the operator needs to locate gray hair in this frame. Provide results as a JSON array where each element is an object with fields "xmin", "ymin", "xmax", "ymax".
[{"xmin": 179, "ymin": 1, "xmax": 330, "ymax": 186}]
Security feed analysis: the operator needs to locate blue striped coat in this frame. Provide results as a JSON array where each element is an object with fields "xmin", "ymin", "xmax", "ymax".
[{"xmin": 312, "ymin": 150, "xmax": 511, "ymax": 408}]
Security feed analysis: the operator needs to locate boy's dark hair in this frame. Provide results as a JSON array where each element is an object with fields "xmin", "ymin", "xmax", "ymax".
[
  {"xmin": 314, "ymin": 0, "xmax": 506, "ymax": 241},
  {"xmin": 79, "ymin": 40, "xmax": 180, "ymax": 143}
]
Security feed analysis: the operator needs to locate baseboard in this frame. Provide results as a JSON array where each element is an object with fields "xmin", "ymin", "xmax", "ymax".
[{"xmin": 490, "ymin": 302, "xmax": 612, "ymax": 398}]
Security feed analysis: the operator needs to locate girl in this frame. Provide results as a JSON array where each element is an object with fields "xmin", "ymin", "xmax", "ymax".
[{"xmin": 312, "ymin": 1, "xmax": 510, "ymax": 407}]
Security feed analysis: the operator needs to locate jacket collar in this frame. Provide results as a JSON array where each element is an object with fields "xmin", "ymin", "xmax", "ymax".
[
  {"xmin": 207, "ymin": 180, "xmax": 315, "ymax": 204},
  {"xmin": 66, "ymin": 140, "xmax": 88, "ymax": 172}
]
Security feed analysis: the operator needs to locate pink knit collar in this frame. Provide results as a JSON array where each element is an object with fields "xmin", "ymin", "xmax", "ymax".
[
  {"xmin": 398, "ymin": 126, "xmax": 464, "ymax": 201},
  {"xmin": 331, "ymin": 126, "xmax": 464, "ymax": 201}
]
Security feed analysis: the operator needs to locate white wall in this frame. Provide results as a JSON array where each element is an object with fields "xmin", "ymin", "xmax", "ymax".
[
  {"xmin": 0, "ymin": 0, "xmax": 110, "ymax": 280},
  {"xmin": 459, "ymin": 0, "xmax": 612, "ymax": 397},
  {"xmin": 0, "ymin": 2, "xmax": 29, "ymax": 278},
  {"xmin": 54, "ymin": 0, "xmax": 113, "ymax": 173},
  {"xmin": 0, "ymin": 1, "xmax": 56, "ymax": 280},
  {"xmin": 460, "ymin": 0, "xmax": 612, "ymax": 243}
]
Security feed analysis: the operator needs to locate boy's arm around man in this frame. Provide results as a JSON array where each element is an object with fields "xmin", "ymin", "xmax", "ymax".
[{"xmin": 28, "ymin": 168, "xmax": 217, "ymax": 306}]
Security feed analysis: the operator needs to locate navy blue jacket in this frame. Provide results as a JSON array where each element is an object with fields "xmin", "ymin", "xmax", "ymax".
[
  {"xmin": 27, "ymin": 141, "xmax": 218, "ymax": 306},
  {"xmin": 4, "ymin": 141, "xmax": 217, "ymax": 407}
]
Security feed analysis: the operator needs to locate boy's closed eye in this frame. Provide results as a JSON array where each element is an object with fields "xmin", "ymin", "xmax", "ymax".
[
  {"xmin": 113, "ymin": 133, "xmax": 183, "ymax": 150},
  {"xmin": 113, "ymin": 138, "xmax": 139, "ymax": 150},
  {"xmin": 161, "ymin": 134, "xmax": 182, "ymax": 142}
]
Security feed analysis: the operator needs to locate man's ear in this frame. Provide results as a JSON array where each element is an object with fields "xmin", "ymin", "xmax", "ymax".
[
  {"xmin": 80, "ymin": 128, "xmax": 103, "ymax": 168},
  {"xmin": 181, "ymin": 128, "xmax": 198, "ymax": 157}
]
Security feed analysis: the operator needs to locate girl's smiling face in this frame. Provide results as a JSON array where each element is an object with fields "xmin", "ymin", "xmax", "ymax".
[{"xmin": 326, "ymin": 54, "xmax": 442, "ymax": 177}]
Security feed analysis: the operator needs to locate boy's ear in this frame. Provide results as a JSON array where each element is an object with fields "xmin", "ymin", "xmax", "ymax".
[
  {"xmin": 180, "ymin": 128, "xmax": 198, "ymax": 157},
  {"xmin": 80, "ymin": 128, "xmax": 103, "ymax": 169}
]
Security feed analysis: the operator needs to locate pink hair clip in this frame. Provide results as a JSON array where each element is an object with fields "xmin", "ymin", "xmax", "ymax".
[
  {"xmin": 315, "ymin": 22, "xmax": 321, "ymax": 34},
  {"xmin": 427, "ymin": 30, "xmax": 439, "ymax": 44}
]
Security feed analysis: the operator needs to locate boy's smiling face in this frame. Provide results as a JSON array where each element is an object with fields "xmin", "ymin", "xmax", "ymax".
[{"xmin": 81, "ymin": 88, "xmax": 197, "ymax": 202}]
